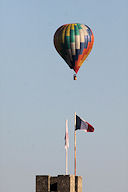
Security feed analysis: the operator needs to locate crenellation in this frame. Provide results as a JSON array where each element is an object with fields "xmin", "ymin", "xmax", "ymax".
[{"xmin": 36, "ymin": 175, "xmax": 82, "ymax": 192}]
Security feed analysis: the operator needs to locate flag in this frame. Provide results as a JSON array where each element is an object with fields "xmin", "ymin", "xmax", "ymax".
[
  {"xmin": 75, "ymin": 115, "xmax": 94, "ymax": 132},
  {"xmin": 65, "ymin": 120, "xmax": 69, "ymax": 149}
]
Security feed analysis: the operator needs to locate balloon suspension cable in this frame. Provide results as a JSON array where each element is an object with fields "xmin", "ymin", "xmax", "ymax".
[{"xmin": 73, "ymin": 74, "xmax": 77, "ymax": 80}]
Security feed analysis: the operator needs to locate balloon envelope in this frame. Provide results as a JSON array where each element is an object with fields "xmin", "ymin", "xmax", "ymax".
[{"xmin": 54, "ymin": 23, "xmax": 94, "ymax": 74}]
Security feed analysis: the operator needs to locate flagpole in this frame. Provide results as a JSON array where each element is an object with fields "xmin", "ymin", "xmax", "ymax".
[
  {"xmin": 66, "ymin": 147, "xmax": 68, "ymax": 175},
  {"xmin": 74, "ymin": 112, "xmax": 76, "ymax": 176},
  {"xmin": 66, "ymin": 120, "xmax": 68, "ymax": 175}
]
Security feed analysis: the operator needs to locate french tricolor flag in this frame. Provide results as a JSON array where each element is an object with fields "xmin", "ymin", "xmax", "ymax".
[{"xmin": 75, "ymin": 115, "xmax": 94, "ymax": 132}]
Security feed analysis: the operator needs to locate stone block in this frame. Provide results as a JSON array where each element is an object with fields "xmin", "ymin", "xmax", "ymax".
[
  {"xmin": 75, "ymin": 176, "xmax": 82, "ymax": 192},
  {"xmin": 36, "ymin": 175, "xmax": 50, "ymax": 192},
  {"xmin": 57, "ymin": 175, "xmax": 75, "ymax": 192}
]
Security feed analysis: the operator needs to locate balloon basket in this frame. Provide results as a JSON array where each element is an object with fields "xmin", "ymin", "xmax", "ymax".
[{"xmin": 73, "ymin": 74, "xmax": 77, "ymax": 80}]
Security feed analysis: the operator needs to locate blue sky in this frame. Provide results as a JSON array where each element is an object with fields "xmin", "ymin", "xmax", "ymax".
[{"xmin": 0, "ymin": 0, "xmax": 128, "ymax": 192}]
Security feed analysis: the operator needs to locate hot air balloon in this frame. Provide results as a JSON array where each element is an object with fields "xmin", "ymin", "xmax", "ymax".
[{"xmin": 54, "ymin": 23, "xmax": 94, "ymax": 80}]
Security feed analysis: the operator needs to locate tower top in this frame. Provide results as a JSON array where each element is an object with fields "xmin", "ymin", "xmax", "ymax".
[{"xmin": 36, "ymin": 175, "xmax": 82, "ymax": 192}]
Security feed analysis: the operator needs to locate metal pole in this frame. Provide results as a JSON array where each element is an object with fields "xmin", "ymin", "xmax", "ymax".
[
  {"xmin": 74, "ymin": 112, "xmax": 76, "ymax": 176},
  {"xmin": 65, "ymin": 120, "xmax": 68, "ymax": 175},
  {"xmin": 66, "ymin": 148, "xmax": 68, "ymax": 175}
]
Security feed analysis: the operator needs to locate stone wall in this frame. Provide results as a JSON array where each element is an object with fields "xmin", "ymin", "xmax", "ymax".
[
  {"xmin": 36, "ymin": 175, "xmax": 82, "ymax": 192},
  {"xmin": 36, "ymin": 175, "xmax": 50, "ymax": 192},
  {"xmin": 57, "ymin": 175, "xmax": 75, "ymax": 192},
  {"xmin": 75, "ymin": 176, "xmax": 82, "ymax": 192}
]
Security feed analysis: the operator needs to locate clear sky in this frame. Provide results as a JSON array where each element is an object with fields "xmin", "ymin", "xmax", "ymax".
[{"xmin": 0, "ymin": 0, "xmax": 128, "ymax": 192}]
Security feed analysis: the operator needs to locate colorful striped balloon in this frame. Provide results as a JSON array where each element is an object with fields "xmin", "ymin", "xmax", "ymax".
[{"xmin": 54, "ymin": 23, "xmax": 94, "ymax": 76}]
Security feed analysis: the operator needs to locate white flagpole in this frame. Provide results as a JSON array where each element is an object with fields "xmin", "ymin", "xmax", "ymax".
[
  {"xmin": 66, "ymin": 148, "xmax": 68, "ymax": 175},
  {"xmin": 74, "ymin": 112, "xmax": 76, "ymax": 176},
  {"xmin": 65, "ymin": 120, "xmax": 68, "ymax": 175}
]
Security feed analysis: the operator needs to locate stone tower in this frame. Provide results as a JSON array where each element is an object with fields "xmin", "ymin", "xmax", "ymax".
[{"xmin": 36, "ymin": 175, "xmax": 82, "ymax": 192}]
